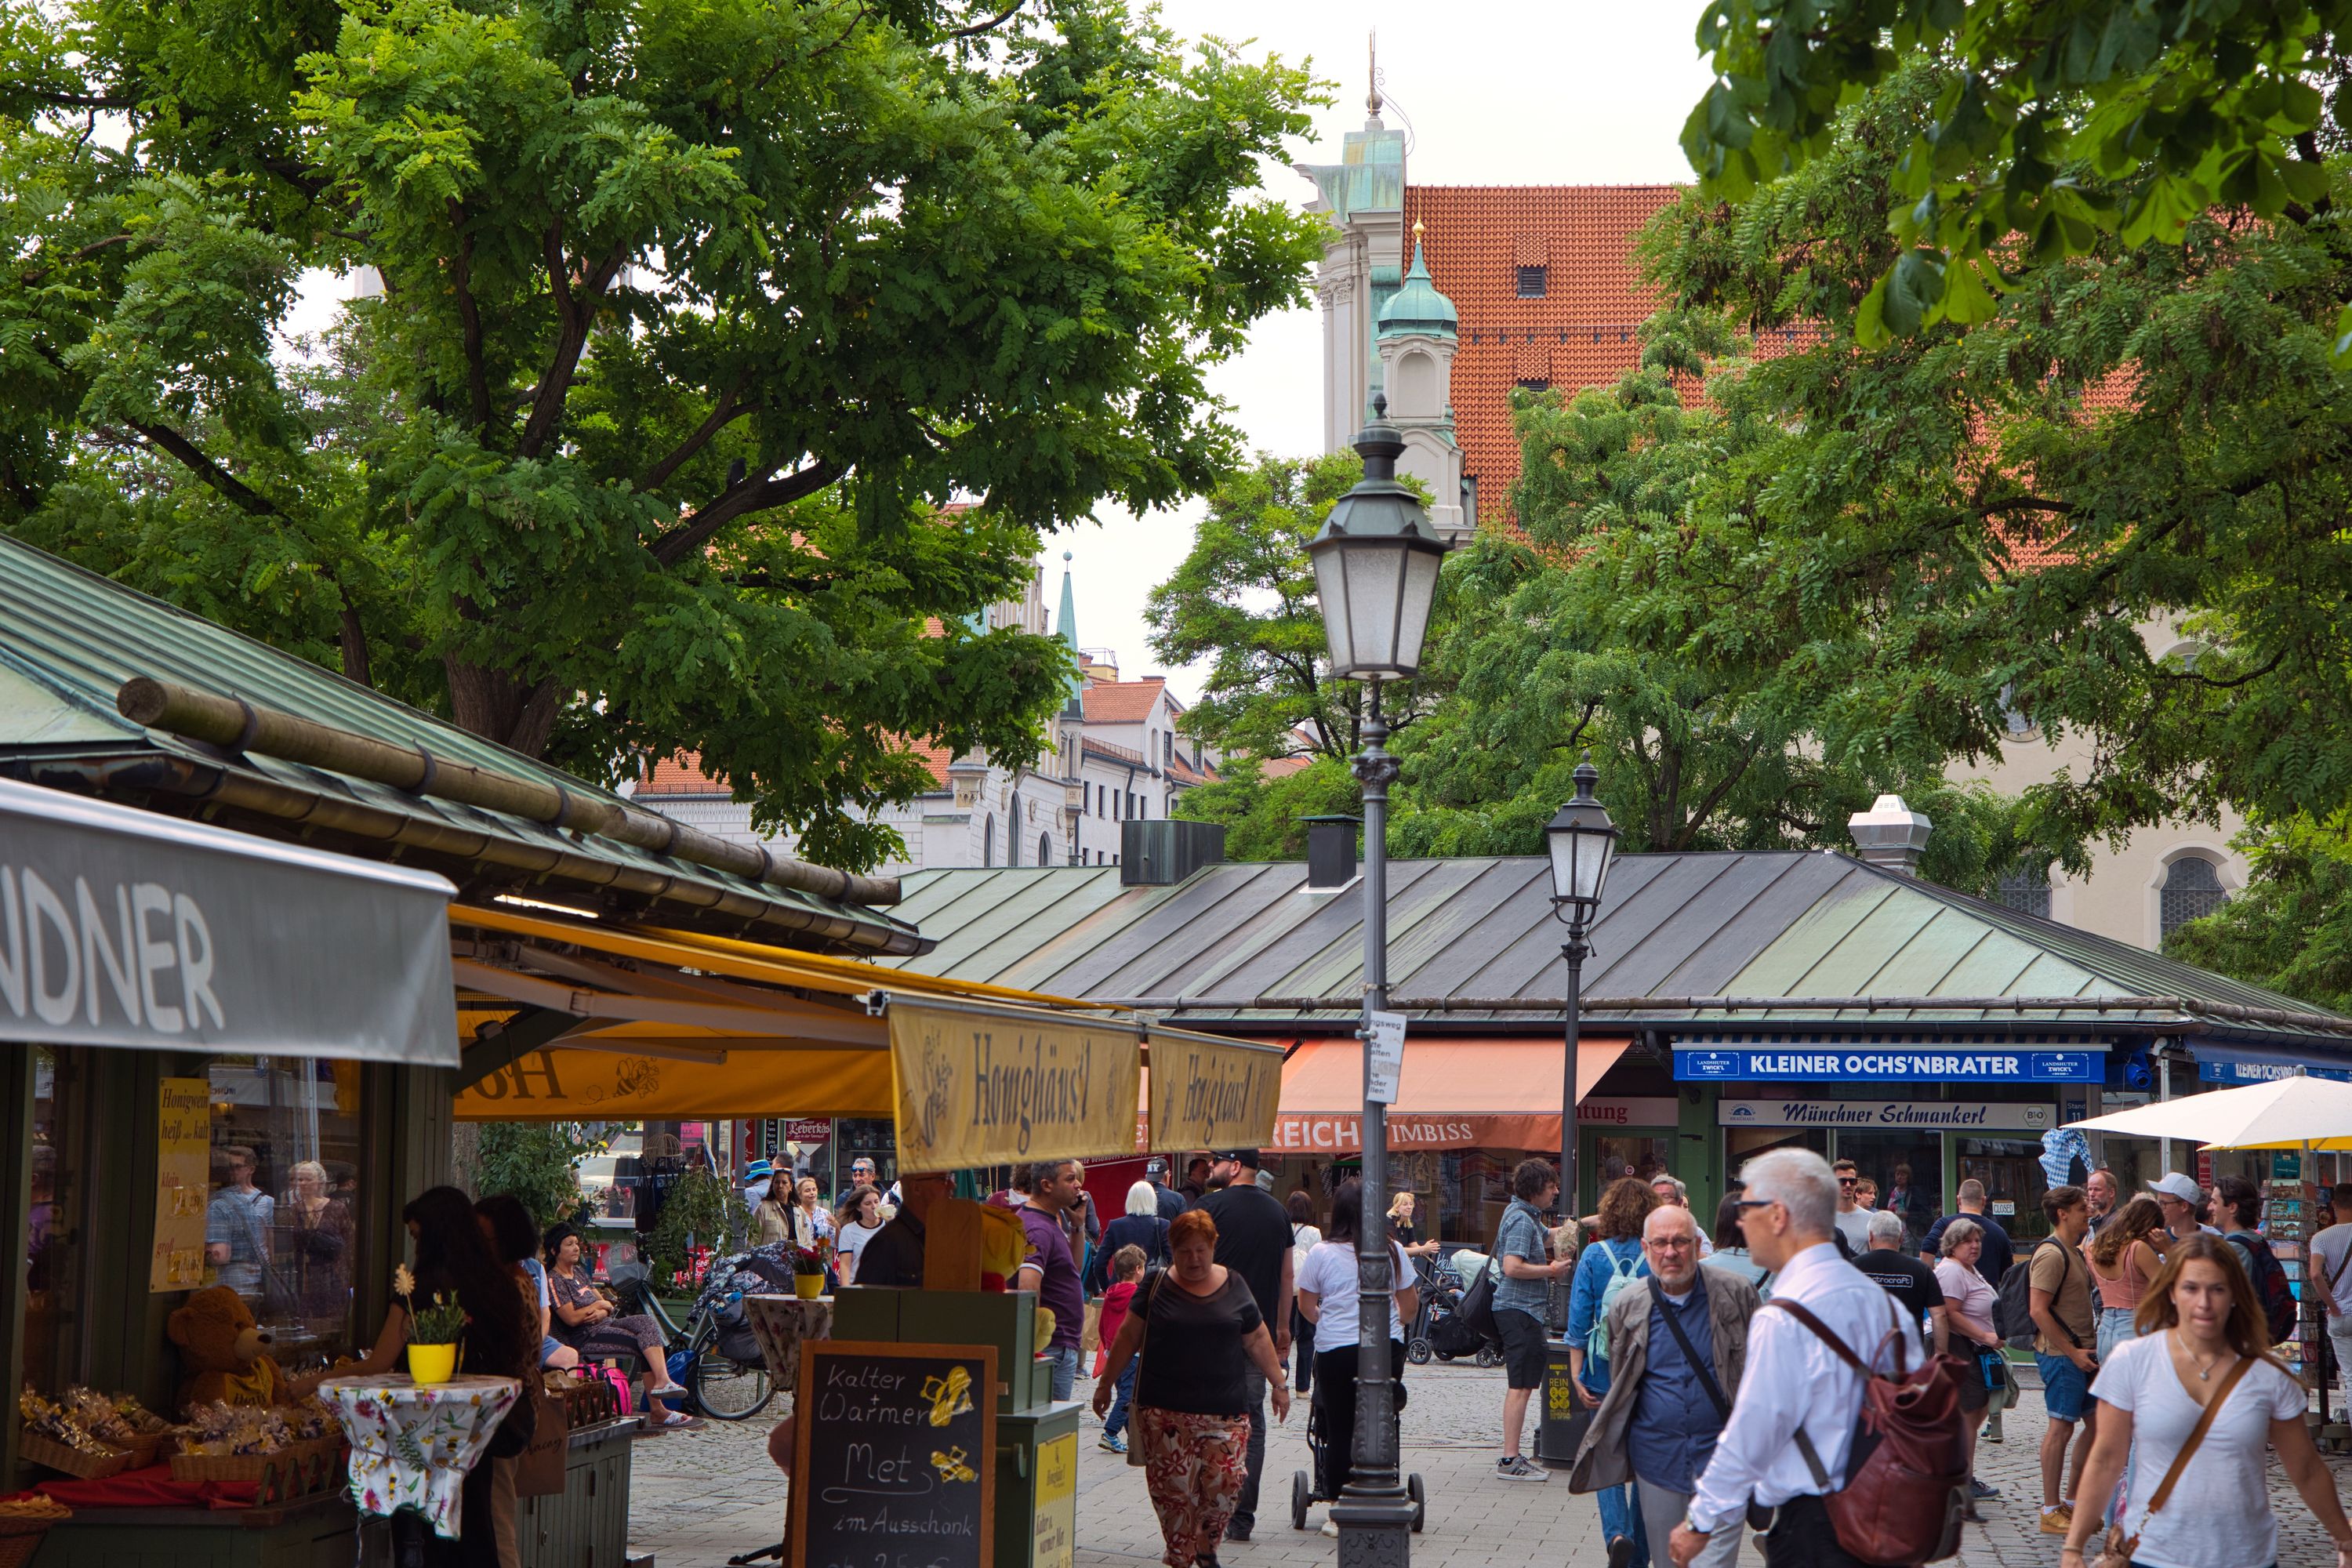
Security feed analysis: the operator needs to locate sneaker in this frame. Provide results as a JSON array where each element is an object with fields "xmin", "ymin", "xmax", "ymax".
[
  {"xmin": 1495, "ymin": 1455, "xmax": 1548, "ymax": 1483},
  {"xmin": 1958, "ymin": 1505, "xmax": 1985, "ymax": 1525},
  {"xmin": 2039, "ymin": 1505, "xmax": 2073, "ymax": 1535},
  {"xmin": 1321, "ymin": 1520, "xmax": 1340, "ymax": 1538},
  {"xmin": 1607, "ymin": 1538, "xmax": 1634, "ymax": 1568},
  {"xmin": 1980, "ymin": 1421, "xmax": 2002, "ymax": 1443},
  {"xmin": 1098, "ymin": 1433, "xmax": 1126, "ymax": 1454},
  {"xmin": 1969, "ymin": 1477, "xmax": 2000, "ymax": 1501}
]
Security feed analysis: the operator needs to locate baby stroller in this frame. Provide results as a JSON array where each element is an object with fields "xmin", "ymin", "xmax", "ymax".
[
  {"xmin": 1290, "ymin": 1369, "xmax": 1425, "ymax": 1533},
  {"xmin": 1410, "ymin": 1252, "xmax": 1504, "ymax": 1368}
]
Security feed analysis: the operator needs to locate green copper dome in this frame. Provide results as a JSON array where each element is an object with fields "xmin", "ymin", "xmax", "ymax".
[{"xmin": 1377, "ymin": 229, "xmax": 1457, "ymax": 339}]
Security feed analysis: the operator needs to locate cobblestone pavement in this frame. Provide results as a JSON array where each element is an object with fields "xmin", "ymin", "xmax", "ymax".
[{"xmin": 630, "ymin": 1362, "xmax": 2352, "ymax": 1568}]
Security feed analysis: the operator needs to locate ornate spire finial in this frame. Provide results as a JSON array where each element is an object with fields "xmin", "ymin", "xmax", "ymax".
[
  {"xmin": 1413, "ymin": 218, "xmax": 1425, "ymax": 243},
  {"xmin": 1367, "ymin": 31, "xmax": 1381, "ymax": 118}
]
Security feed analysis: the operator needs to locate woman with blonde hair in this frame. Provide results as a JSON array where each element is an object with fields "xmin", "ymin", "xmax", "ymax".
[
  {"xmin": 280, "ymin": 1158, "xmax": 354, "ymax": 1330},
  {"xmin": 2061, "ymin": 1234, "xmax": 2352, "ymax": 1568},
  {"xmin": 1388, "ymin": 1191, "xmax": 1438, "ymax": 1258}
]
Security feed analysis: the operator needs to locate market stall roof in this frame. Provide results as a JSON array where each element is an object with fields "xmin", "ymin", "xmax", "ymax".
[
  {"xmin": 879, "ymin": 852, "xmax": 2352, "ymax": 1050},
  {"xmin": 1269, "ymin": 1035, "xmax": 1632, "ymax": 1152},
  {"xmin": 0, "ymin": 536, "xmax": 923, "ymax": 955},
  {"xmin": 0, "ymin": 777, "xmax": 458, "ymax": 1065}
]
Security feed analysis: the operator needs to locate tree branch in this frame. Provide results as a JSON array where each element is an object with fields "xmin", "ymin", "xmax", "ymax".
[
  {"xmin": 123, "ymin": 421, "xmax": 279, "ymax": 517},
  {"xmin": 446, "ymin": 201, "xmax": 494, "ymax": 436},
  {"xmin": 517, "ymin": 230, "xmax": 629, "ymax": 459},
  {"xmin": 649, "ymin": 459, "xmax": 843, "ymax": 568},
  {"xmin": 949, "ymin": 2, "xmax": 1025, "ymax": 38},
  {"xmin": 637, "ymin": 378, "xmax": 753, "ymax": 494},
  {"xmin": 336, "ymin": 589, "xmax": 375, "ymax": 690},
  {"xmin": 17, "ymin": 87, "xmax": 136, "ymax": 110}
]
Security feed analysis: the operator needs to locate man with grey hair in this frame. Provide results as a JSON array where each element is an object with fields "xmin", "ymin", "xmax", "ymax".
[
  {"xmin": 1669, "ymin": 1149, "xmax": 1924, "ymax": 1568},
  {"xmin": 1573, "ymin": 1203, "xmax": 1760, "ymax": 1568},
  {"xmin": 1650, "ymin": 1171, "xmax": 1715, "ymax": 1258},
  {"xmin": 1852, "ymin": 1208, "xmax": 1948, "ymax": 1353}
]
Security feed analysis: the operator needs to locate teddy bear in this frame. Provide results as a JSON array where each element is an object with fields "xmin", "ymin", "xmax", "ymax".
[{"xmin": 167, "ymin": 1286, "xmax": 289, "ymax": 1412}]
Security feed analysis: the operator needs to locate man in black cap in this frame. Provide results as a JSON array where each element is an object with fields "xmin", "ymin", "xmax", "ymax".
[
  {"xmin": 1145, "ymin": 1157, "xmax": 1187, "ymax": 1219},
  {"xmin": 1200, "ymin": 1149, "xmax": 1293, "ymax": 1541}
]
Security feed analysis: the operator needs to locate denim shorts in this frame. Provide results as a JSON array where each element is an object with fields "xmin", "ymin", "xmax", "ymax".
[{"xmin": 2036, "ymin": 1350, "xmax": 2089, "ymax": 1422}]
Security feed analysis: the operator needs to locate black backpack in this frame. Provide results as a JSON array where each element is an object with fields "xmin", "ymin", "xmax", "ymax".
[
  {"xmin": 1994, "ymin": 1238, "xmax": 2082, "ymax": 1349},
  {"xmin": 2224, "ymin": 1231, "xmax": 2300, "ymax": 1346}
]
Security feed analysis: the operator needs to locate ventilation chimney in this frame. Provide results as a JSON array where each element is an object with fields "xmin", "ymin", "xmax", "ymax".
[
  {"xmin": 1848, "ymin": 794, "xmax": 1933, "ymax": 876},
  {"xmin": 1120, "ymin": 819, "xmax": 1225, "ymax": 886},
  {"xmin": 1301, "ymin": 815, "xmax": 1361, "ymax": 890}
]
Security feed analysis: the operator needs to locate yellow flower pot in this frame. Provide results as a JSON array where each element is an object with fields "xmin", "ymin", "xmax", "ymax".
[
  {"xmin": 793, "ymin": 1273, "xmax": 824, "ymax": 1301},
  {"xmin": 408, "ymin": 1341, "xmax": 460, "ymax": 1385}
]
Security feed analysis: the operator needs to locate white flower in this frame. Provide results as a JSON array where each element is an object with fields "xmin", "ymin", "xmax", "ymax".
[{"xmin": 393, "ymin": 1264, "xmax": 416, "ymax": 1301}]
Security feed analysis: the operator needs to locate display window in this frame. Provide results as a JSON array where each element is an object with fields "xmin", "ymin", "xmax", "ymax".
[
  {"xmin": 24, "ymin": 1046, "xmax": 89, "ymax": 1395},
  {"xmin": 1834, "ymin": 1131, "xmax": 1946, "ymax": 1253},
  {"xmin": 1957, "ymin": 1136, "xmax": 2054, "ymax": 1242}
]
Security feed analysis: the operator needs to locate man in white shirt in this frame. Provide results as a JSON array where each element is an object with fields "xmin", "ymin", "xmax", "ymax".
[
  {"xmin": 1669, "ymin": 1148, "xmax": 1922, "ymax": 1568},
  {"xmin": 2312, "ymin": 1181, "xmax": 2352, "ymax": 1410}
]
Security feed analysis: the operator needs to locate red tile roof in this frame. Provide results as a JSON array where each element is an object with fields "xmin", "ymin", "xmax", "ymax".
[
  {"xmin": 1166, "ymin": 753, "xmax": 1221, "ymax": 786},
  {"xmin": 1083, "ymin": 736, "xmax": 1148, "ymax": 768},
  {"xmin": 1403, "ymin": 185, "xmax": 1682, "ymax": 511},
  {"xmin": 1080, "ymin": 678, "xmax": 1171, "ymax": 724},
  {"xmin": 639, "ymin": 753, "xmax": 733, "ymax": 796}
]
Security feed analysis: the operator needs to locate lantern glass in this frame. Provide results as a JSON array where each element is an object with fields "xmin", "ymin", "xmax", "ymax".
[{"xmin": 1312, "ymin": 534, "xmax": 1444, "ymax": 681}]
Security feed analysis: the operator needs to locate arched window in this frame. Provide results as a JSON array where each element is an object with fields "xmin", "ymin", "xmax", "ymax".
[
  {"xmin": 1008, "ymin": 826, "xmax": 1018, "ymax": 866},
  {"xmin": 2158, "ymin": 855, "xmax": 2226, "ymax": 939},
  {"xmin": 1039, "ymin": 833, "xmax": 1052, "ymax": 866},
  {"xmin": 983, "ymin": 815, "xmax": 994, "ymax": 867},
  {"xmin": 1994, "ymin": 866, "xmax": 2051, "ymax": 920}
]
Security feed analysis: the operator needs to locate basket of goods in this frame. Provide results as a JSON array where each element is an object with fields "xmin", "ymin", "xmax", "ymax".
[
  {"xmin": 277, "ymin": 1396, "xmax": 347, "ymax": 1472},
  {"xmin": 17, "ymin": 1392, "xmax": 129, "ymax": 1480},
  {"xmin": 168, "ymin": 1403, "xmax": 294, "ymax": 1484},
  {"xmin": 0, "ymin": 1494, "xmax": 71, "ymax": 1568},
  {"xmin": 63, "ymin": 1388, "xmax": 172, "ymax": 1468}
]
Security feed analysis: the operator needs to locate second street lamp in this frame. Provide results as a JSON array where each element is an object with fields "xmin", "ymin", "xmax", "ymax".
[
  {"xmin": 1308, "ymin": 395, "xmax": 1447, "ymax": 1568},
  {"xmin": 1544, "ymin": 755, "xmax": 1617, "ymax": 1254}
]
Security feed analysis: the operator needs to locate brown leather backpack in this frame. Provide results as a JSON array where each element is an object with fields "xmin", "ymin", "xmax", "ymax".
[{"xmin": 1763, "ymin": 1294, "xmax": 1969, "ymax": 1566}]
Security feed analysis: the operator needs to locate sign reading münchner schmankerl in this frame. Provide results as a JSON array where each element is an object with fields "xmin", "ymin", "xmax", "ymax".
[
  {"xmin": 0, "ymin": 777, "xmax": 459, "ymax": 1065},
  {"xmin": 886, "ymin": 998, "xmax": 1145, "ymax": 1171}
]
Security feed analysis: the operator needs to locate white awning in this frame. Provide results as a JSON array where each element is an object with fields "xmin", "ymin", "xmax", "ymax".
[{"xmin": 0, "ymin": 778, "xmax": 458, "ymax": 1065}]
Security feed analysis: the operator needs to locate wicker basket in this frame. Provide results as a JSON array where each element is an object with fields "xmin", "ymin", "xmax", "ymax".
[
  {"xmin": 0, "ymin": 1512, "xmax": 67, "ymax": 1568},
  {"xmin": 168, "ymin": 1450, "xmax": 274, "ymax": 1484},
  {"xmin": 115, "ymin": 1432, "xmax": 171, "ymax": 1469},
  {"xmin": 18, "ymin": 1433, "xmax": 129, "ymax": 1481}
]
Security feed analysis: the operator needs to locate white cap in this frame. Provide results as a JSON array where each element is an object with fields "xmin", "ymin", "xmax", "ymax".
[{"xmin": 2148, "ymin": 1172, "xmax": 2201, "ymax": 1205}]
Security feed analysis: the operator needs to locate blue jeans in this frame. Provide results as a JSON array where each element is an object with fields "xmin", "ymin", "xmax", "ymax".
[
  {"xmin": 1582, "ymin": 1361, "xmax": 1650, "ymax": 1568},
  {"xmin": 1104, "ymin": 1359, "xmax": 1138, "ymax": 1439},
  {"xmin": 1044, "ymin": 1344, "xmax": 1079, "ymax": 1403}
]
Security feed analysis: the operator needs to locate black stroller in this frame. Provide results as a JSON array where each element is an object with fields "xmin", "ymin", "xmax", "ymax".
[
  {"xmin": 1290, "ymin": 1356, "xmax": 1425, "ymax": 1532},
  {"xmin": 1407, "ymin": 1254, "xmax": 1503, "ymax": 1367}
]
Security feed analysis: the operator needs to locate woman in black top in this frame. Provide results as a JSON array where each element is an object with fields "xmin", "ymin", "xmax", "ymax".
[{"xmin": 1094, "ymin": 1207, "xmax": 1290, "ymax": 1568}]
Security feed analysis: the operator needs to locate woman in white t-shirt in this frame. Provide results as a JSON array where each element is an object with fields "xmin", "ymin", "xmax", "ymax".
[
  {"xmin": 1294, "ymin": 1179, "xmax": 1418, "ymax": 1537},
  {"xmin": 831, "ymin": 1187, "xmax": 886, "ymax": 1287},
  {"xmin": 2061, "ymin": 1233, "xmax": 2352, "ymax": 1568}
]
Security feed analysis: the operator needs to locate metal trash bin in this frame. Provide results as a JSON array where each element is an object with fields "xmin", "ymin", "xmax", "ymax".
[{"xmin": 1534, "ymin": 1336, "xmax": 1589, "ymax": 1468}]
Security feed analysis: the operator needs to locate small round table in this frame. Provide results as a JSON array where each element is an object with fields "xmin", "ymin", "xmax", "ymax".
[
  {"xmin": 318, "ymin": 1373, "xmax": 521, "ymax": 1541},
  {"xmin": 744, "ymin": 1295, "xmax": 833, "ymax": 1392}
]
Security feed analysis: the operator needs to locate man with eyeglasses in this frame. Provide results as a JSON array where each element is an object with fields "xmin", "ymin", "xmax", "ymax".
[
  {"xmin": 837, "ymin": 1157, "xmax": 879, "ymax": 1209},
  {"xmin": 1572, "ymin": 1203, "xmax": 1760, "ymax": 1568},
  {"xmin": 1669, "ymin": 1149, "xmax": 1923, "ymax": 1568},
  {"xmin": 1830, "ymin": 1160, "xmax": 1871, "ymax": 1256}
]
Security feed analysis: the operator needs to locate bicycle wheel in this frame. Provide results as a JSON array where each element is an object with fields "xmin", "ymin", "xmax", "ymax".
[{"xmin": 689, "ymin": 1327, "xmax": 774, "ymax": 1421}]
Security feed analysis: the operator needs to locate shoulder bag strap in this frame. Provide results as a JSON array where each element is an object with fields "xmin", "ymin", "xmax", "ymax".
[
  {"xmin": 2331, "ymin": 1232, "xmax": 2352, "ymax": 1293},
  {"xmin": 2142, "ymin": 1356, "xmax": 2257, "ymax": 1517},
  {"xmin": 1647, "ymin": 1276, "xmax": 1731, "ymax": 1420}
]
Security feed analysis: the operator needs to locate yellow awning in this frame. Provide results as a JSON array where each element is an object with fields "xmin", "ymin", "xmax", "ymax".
[{"xmin": 455, "ymin": 1043, "xmax": 895, "ymax": 1120}]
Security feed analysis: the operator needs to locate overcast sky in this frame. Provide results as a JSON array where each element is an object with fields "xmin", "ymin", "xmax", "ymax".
[{"xmin": 1072, "ymin": 1, "xmax": 1715, "ymax": 693}]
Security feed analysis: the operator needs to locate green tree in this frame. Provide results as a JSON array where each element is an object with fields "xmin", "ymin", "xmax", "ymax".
[
  {"xmin": 1168, "ymin": 754, "xmax": 1364, "ymax": 862},
  {"xmin": 2, "ymin": 0, "xmax": 1327, "ymax": 869},
  {"xmin": 2165, "ymin": 815, "xmax": 2352, "ymax": 1010},
  {"xmin": 473, "ymin": 1122, "xmax": 610, "ymax": 1232},
  {"xmin": 1681, "ymin": 0, "xmax": 2352, "ymax": 349}
]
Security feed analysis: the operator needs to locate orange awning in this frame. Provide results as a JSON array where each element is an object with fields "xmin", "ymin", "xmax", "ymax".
[{"xmin": 1269, "ymin": 1035, "xmax": 1633, "ymax": 1154}]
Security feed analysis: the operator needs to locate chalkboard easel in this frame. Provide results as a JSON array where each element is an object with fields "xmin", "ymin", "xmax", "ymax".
[{"xmin": 790, "ymin": 1340, "xmax": 1001, "ymax": 1568}]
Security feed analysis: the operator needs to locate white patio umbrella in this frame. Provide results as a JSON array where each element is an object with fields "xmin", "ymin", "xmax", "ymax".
[{"xmin": 2065, "ymin": 1071, "xmax": 2352, "ymax": 1151}]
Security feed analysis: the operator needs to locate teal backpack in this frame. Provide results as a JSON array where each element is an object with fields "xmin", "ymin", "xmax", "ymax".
[{"xmin": 1587, "ymin": 1243, "xmax": 1646, "ymax": 1363}]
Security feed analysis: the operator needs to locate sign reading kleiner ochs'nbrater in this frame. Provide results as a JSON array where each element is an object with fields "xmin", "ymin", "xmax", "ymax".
[{"xmin": 886, "ymin": 997, "xmax": 1143, "ymax": 1171}]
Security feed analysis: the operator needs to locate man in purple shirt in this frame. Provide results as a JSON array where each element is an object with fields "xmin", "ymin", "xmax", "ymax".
[{"xmin": 1018, "ymin": 1159, "xmax": 1089, "ymax": 1402}]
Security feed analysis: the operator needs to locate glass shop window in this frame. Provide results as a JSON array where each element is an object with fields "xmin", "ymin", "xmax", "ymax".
[
  {"xmin": 201, "ymin": 1056, "xmax": 368, "ymax": 1370},
  {"xmin": 23, "ymin": 1046, "xmax": 91, "ymax": 1393}
]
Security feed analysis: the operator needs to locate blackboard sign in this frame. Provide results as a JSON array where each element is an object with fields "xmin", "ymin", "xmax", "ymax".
[{"xmin": 791, "ymin": 1340, "xmax": 1000, "ymax": 1568}]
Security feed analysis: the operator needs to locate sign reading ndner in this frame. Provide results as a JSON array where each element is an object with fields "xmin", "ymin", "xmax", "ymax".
[{"xmin": 0, "ymin": 778, "xmax": 458, "ymax": 1065}]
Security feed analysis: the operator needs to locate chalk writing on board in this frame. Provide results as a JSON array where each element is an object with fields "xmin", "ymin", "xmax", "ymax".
[{"xmin": 793, "ymin": 1341, "xmax": 998, "ymax": 1568}]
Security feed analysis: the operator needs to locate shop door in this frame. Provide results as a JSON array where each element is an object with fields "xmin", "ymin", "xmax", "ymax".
[
  {"xmin": 1958, "ymin": 1138, "xmax": 2053, "ymax": 1243},
  {"xmin": 1725, "ymin": 1125, "xmax": 1828, "ymax": 1178},
  {"xmin": 1836, "ymin": 1131, "xmax": 1946, "ymax": 1254},
  {"xmin": 1582, "ymin": 1128, "xmax": 1675, "ymax": 1216}
]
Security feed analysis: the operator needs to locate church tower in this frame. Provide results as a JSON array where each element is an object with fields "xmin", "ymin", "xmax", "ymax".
[
  {"xmin": 1376, "ymin": 223, "xmax": 1465, "ymax": 539},
  {"xmin": 1294, "ymin": 47, "xmax": 1408, "ymax": 453}
]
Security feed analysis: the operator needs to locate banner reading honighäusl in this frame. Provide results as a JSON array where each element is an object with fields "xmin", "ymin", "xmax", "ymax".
[
  {"xmin": 1147, "ymin": 1025, "xmax": 1283, "ymax": 1154},
  {"xmin": 887, "ymin": 998, "xmax": 1144, "ymax": 1172}
]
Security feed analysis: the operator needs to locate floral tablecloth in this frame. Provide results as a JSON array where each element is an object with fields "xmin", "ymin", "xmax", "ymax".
[
  {"xmin": 744, "ymin": 1294, "xmax": 832, "ymax": 1392},
  {"xmin": 318, "ymin": 1374, "xmax": 520, "ymax": 1539}
]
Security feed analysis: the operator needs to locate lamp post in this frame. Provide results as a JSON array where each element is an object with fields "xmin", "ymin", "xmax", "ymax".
[
  {"xmin": 1544, "ymin": 757, "xmax": 1617, "ymax": 1266},
  {"xmin": 1308, "ymin": 395, "xmax": 1446, "ymax": 1568}
]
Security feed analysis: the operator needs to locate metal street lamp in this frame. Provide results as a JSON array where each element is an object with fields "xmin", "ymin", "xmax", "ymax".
[
  {"xmin": 1308, "ymin": 395, "xmax": 1447, "ymax": 1568},
  {"xmin": 1544, "ymin": 756, "xmax": 1617, "ymax": 1247}
]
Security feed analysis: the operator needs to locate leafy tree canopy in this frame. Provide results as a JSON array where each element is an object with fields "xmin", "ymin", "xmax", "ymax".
[
  {"xmin": 1681, "ymin": 0, "xmax": 2352, "ymax": 349},
  {"xmin": 2166, "ymin": 815, "xmax": 2352, "ymax": 1011},
  {"xmin": 2, "ymin": 0, "xmax": 1326, "ymax": 869}
]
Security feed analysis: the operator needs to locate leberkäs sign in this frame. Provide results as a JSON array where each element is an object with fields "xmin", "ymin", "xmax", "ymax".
[
  {"xmin": 1148, "ymin": 1026, "xmax": 1281, "ymax": 1153},
  {"xmin": 887, "ymin": 998, "xmax": 1142, "ymax": 1171},
  {"xmin": 1674, "ymin": 1047, "xmax": 2098, "ymax": 1083},
  {"xmin": 0, "ymin": 778, "xmax": 457, "ymax": 1065}
]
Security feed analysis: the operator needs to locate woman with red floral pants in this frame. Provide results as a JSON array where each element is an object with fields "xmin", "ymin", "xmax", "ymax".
[{"xmin": 1096, "ymin": 1209, "xmax": 1290, "ymax": 1568}]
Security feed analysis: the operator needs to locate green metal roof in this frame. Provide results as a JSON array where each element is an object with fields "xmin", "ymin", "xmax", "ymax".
[
  {"xmin": 1378, "ymin": 238, "xmax": 1457, "ymax": 339},
  {"xmin": 0, "ymin": 536, "xmax": 924, "ymax": 954},
  {"xmin": 877, "ymin": 851, "xmax": 2352, "ymax": 1051}
]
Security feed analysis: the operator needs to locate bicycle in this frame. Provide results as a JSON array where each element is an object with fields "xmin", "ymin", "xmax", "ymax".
[{"xmin": 611, "ymin": 1266, "xmax": 775, "ymax": 1421}]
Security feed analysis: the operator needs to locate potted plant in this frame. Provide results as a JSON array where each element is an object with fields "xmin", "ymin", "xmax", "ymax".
[
  {"xmin": 789, "ymin": 1241, "xmax": 831, "ymax": 1300},
  {"xmin": 394, "ymin": 1265, "xmax": 466, "ymax": 1384}
]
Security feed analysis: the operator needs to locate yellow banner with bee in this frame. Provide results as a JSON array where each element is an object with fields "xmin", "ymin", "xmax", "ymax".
[{"xmin": 887, "ymin": 999, "xmax": 1144, "ymax": 1172}]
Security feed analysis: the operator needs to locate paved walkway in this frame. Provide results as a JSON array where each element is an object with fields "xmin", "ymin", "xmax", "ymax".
[{"xmin": 629, "ymin": 1362, "xmax": 2352, "ymax": 1568}]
